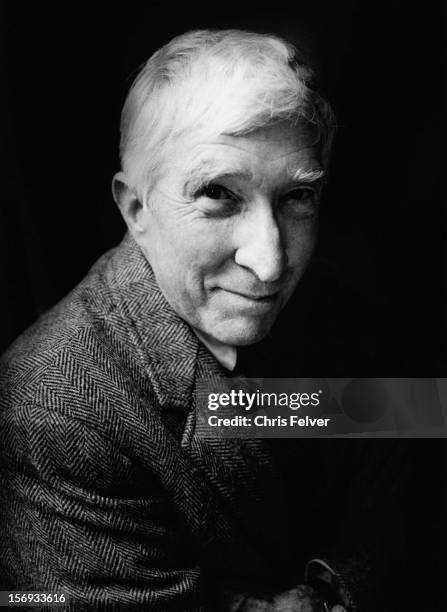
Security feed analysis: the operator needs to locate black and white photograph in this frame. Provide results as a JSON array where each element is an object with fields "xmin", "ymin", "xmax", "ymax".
[{"xmin": 0, "ymin": 2, "xmax": 445, "ymax": 610}]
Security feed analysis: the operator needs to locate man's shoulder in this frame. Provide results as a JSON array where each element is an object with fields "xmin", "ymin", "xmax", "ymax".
[
  {"xmin": 0, "ymin": 241, "xmax": 150, "ymax": 412},
  {"xmin": 1, "ymin": 233, "xmax": 200, "ymax": 428}
]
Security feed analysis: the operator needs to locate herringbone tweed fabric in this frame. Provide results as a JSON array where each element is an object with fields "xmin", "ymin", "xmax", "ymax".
[
  {"xmin": 0, "ymin": 233, "xmax": 408, "ymax": 611},
  {"xmin": 0, "ymin": 234, "xmax": 303, "ymax": 610}
]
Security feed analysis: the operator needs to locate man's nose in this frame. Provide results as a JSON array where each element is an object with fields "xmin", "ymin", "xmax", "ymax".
[{"xmin": 234, "ymin": 203, "xmax": 287, "ymax": 283}]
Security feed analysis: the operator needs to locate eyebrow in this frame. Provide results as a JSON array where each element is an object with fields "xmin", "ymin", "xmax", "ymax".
[
  {"xmin": 183, "ymin": 160, "xmax": 254, "ymax": 193},
  {"xmin": 182, "ymin": 158, "xmax": 325, "ymax": 194},
  {"xmin": 288, "ymin": 167, "xmax": 325, "ymax": 184}
]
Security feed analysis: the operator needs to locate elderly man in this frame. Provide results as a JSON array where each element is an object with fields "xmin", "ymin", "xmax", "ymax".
[{"xmin": 0, "ymin": 30, "xmax": 408, "ymax": 611}]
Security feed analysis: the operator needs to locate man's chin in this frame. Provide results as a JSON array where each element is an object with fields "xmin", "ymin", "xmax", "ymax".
[{"xmin": 206, "ymin": 316, "xmax": 276, "ymax": 346}]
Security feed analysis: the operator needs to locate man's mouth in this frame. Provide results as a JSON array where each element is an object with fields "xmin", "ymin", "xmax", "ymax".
[
  {"xmin": 228, "ymin": 289, "xmax": 279, "ymax": 301},
  {"xmin": 220, "ymin": 288, "xmax": 281, "ymax": 304}
]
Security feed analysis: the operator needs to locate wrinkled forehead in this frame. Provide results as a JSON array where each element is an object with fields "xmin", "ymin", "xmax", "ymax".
[{"xmin": 169, "ymin": 121, "xmax": 323, "ymax": 187}]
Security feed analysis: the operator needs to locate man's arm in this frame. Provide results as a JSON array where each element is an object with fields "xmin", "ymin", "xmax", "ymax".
[
  {"xmin": 0, "ymin": 402, "xmax": 207, "ymax": 610},
  {"xmin": 1, "ymin": 401, "xmax": 352, "ymax": 612}
]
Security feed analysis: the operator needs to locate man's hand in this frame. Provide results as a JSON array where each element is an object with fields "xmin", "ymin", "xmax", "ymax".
[
  {"xmin": 271, "ymin": 585, "xmax": 346, "ymax": 611},
  {"xmin": 225, "ymin": 584, "xmax": 347, "ymax": 611}
]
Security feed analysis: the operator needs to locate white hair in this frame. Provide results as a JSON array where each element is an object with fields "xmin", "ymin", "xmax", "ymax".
[{"xmin": 119, "ymin": 29, "xmax": 336, "ymax": 202}]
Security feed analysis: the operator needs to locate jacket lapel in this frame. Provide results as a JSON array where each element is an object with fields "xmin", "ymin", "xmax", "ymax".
[
  {"xmin": 182, "ymin": 344, "xmax": 293, "ymax": 575},
  {"xmin": 107, "ymin": 232, "xmax": 198, "ymax": 411}
]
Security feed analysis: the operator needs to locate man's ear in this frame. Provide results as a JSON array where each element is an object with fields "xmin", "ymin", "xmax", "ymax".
[{"xmin": 112, "ymin": 172, "xmax": 147, "ymax": 234}]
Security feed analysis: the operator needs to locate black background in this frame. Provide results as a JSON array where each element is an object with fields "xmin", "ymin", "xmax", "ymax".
[
  {"xmin": 0, "ymin": 2, "xmax": 445, "ymax": 607},
  {"xmin": 0, "ymin": 1, "xmax": 445, "ymax": 372}
]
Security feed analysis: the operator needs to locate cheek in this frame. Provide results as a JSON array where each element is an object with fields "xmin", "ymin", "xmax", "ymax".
[
  {"xmin": 149, "ymin": 215, "xmax": 235, "ymax": 287},
  {"xmin": 171, "ymin": 220, "xmax": 235, "ymax": 270},
  {"xmin": 284, "ymin": 222, "xmax": 318, "ymax": 269}
]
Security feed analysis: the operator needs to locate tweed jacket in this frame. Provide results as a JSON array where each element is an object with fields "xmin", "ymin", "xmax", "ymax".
[{"xmin": 0, "ymin": 233, "xmax": 409, "ymax": 611}]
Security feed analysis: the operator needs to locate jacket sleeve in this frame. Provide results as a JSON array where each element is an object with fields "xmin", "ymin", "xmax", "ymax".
[{"xmin": 0, "ymin": 402, "xmax": 208, "ymax": 611}]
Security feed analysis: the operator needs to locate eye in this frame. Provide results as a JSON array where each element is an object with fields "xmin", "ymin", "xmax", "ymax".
[
  {"xmin": 281, "ymin": 186, "xmax": 319, "ymax": 218},
  {"xmin": 197, "ymin": 183, "xmax": 237, "ymax": 201},
  {"xmin": 285, "ymin": 187, "xmax": 317, "ymax": 203},
  {"xmin": 194, "ymin": 183, "xmax": 240, "ymax": 217}
]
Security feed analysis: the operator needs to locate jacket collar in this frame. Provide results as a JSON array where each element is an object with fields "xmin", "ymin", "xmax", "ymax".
[{"xmin": 106, "ymin": 232, "xmax": 203, "ymax": 410}]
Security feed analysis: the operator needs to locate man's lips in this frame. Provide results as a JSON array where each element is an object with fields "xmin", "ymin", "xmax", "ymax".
[{"xmin": 219, "ymin": 288, "xmax": 280, "ymax": 302}]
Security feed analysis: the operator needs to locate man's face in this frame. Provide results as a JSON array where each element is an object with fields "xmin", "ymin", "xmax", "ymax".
[{"xmin": 137, "ymin": 121, "xmax": 323, "ymax": 346}]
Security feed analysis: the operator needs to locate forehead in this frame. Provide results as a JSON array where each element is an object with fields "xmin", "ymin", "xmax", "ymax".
[{"xmin": 173, "ymin": 121, "xmax": 322, "ymax": 186}]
